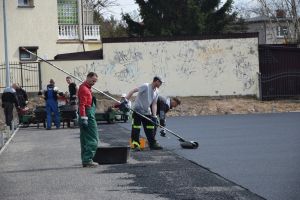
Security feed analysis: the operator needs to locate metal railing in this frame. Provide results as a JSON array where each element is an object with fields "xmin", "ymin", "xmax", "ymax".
[
  {"xmin": 58, "ymin": 24, "xmax": 100, "ymax": 40},
  {"xmin": 83, "ymin": 25, "xmax": 100, "ymax": 40},
  {"xmin": 58, "ymin": 24, "xmax": 79, "ymax": 40},
  {"xmin": 259, "ymin": 45, "xmax": 300, "ymax": 100},
  {"xmin": 258, "ymin": 72, "xmax": 300, "ymax": 100},
  {"xmin": 0, "ymin": 62, "xmax": 41, "ymax": 93}
]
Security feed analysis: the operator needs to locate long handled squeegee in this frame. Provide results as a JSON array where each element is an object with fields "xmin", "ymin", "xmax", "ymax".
[
  {"xmin": 133, "ymin": 113, "xmax": 198, "ymax": 149},
  {"xmin": 22, "ymin": 47, "xmax": 199, "ymax": 149}
]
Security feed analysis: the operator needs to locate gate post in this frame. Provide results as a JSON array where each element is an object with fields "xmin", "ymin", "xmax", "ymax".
[
  {"xmin": 257, "ymin": 72, "xmax": 262, "ymax": 101},
  {"xmin": 38, "ymin": 62, "xmax": 42, "ymax": 91},
  {"xmin": 20, "ymin": 63, "xmax": 24, "ymax": 87}
]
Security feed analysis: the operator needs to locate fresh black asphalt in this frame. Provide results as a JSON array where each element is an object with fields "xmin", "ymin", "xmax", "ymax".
[
  {"xmin": 0, "ymin": 121, "xmax": 264, "ymax": 200},
  {"xmin": 120, "ymin": 112, "xmax": 300, "ymax": 200}
]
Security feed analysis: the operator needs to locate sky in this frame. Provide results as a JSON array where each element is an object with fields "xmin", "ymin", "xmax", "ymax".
[
  {"xmin": 102, "ymin": 0, "xmax": 257, "ymax": 20},
  {"xmin": 102, "ymin": 0, "xmax": 139, "ymax": 20}
]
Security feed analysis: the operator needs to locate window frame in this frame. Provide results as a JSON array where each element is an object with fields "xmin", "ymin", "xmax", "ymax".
[
  {"xmin": 57, "ymin": 0, "xmax": 79, "ymax": 24},
  {"xmin": 19, "ymin": 46, "xmax": 38, "ymax": 61},
  {"xmin": 18, "ymin": 0, "xmax": 34, "ymax": 8},
  {"xmin": 276, "ymin": 26, "xmax": 288, "ymax": 38}
]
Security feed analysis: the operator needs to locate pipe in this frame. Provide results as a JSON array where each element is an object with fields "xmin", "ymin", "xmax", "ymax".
[{"xmin": 3, "ymin": 0, "xmax": 10, "ymax": 87}]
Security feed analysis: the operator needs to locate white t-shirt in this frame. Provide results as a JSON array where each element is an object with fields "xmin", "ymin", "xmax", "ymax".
[{"xmin": 133, "ymin": 83, "xmax": 159, "ymax": 115}]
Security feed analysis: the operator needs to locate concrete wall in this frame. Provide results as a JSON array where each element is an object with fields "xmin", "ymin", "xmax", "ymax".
[
  {"xmin": 40, "ymin": 36, "xmax": 259, "ymax": 97},
  {"xmin": 0, "ymin": 0, "xmax": 100, "ymax": 62}
]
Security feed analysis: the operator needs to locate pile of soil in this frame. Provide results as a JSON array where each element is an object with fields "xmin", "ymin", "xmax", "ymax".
[{"xmin": 1, "ymin": 96, "xmax": 300, "ymax": 131}]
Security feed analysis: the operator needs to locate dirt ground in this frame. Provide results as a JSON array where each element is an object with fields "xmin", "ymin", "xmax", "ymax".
[{"xmin": 1, "ymin": 95, "xmax": 300, "ymax": 131}]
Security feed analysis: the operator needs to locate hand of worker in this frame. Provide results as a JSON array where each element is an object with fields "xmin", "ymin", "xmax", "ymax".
[
  {"xmin": 1, "ymin": 104, "xmax": 4, "ymax": 108},
  {"xmin": 160, "ymin": 130, "xmax": 167, "ymax": 137},
  {"xmin": 151, "ymin": 116, "xmax": 159, "ymax": 125},
  {"xmin": 25, "ymin": 101, "xmax": 29, "ymax": 105},
  {"xmin": 80, "ymin": 117, "xmax": 88, "ymax": 128}
]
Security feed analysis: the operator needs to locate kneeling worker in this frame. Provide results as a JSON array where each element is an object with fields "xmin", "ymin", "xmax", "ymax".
[{"xmin": 153, "ymin": 96, "xmax": 181, "ymax": 137}]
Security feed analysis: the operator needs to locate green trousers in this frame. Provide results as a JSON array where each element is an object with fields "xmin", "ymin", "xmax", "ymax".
[{"xmin": 79, "ymin": 103, "xmax": 99, "ymax": 164}]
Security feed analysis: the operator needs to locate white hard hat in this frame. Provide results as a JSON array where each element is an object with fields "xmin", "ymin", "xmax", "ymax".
[{"xmin": 121, "ymin": 93, "xmax": 126, "ymax": 98}]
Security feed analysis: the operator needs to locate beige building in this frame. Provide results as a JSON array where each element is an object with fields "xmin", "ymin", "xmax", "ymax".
[
  {"xmin": 0, "ymin": 0, "xmax": 101, "ymax": 63},
  {"xmin": 245, "ymin": 11, "xmax": 294, "ymax": 44}
]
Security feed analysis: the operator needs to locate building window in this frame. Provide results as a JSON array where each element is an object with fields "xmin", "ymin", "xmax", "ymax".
[
  {"xmin": 276, "ymin": 26, "xmax": 288, "ymax": 38},
  {"xmin": 82, "ymin": 1, "xmax": 94, "ymax": 24},
  {"xmin": 18, "ymin": 0, "xmax": 34, "ymax": 7},
  {"xmin": 58, "ymin": 0, "xmax": 79, "ymax": 24},
  {"xmin": 19, "ymin": 47, "xmax": 38, "ymax": 61}
]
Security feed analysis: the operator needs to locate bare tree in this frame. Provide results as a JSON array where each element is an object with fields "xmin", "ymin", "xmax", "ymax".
[
  {"xmin": 82, "ymin": 0, "xmax": 119, "ymax": 15},
  {"xmin": 234, "ymin": 0, "xmax": 260, "ymax": 18},
  {"xmin": 236, "ymin": 0, "xmax": 300, "ymax": 43},
  {"xmin": 258, "ymin": 0, "xmax": 300, "ymax": 43}
]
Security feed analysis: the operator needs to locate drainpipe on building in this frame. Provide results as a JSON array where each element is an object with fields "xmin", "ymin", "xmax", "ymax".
[
  {"xmin": 2, "ymin": 0, "xmax": 10, "ymax": 87},
  {"xmin": 80, "ymin": 0, "xmax": 85, "ymax": 52}
]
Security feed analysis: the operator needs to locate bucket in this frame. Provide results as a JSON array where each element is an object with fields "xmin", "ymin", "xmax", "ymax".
[{"xmin": 129, "ymin": 137, "xmax": 148, "ymax": 149}]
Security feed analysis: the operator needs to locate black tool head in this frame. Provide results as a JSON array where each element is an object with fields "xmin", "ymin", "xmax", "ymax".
[{"xmin": 180, "ymin": 141, "xmax": 199, "ymax": 149}]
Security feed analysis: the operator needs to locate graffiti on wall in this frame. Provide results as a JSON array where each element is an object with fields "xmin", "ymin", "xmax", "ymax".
[
  {"xmin": 73, "ymin": 62, "xmax": 97, "ymax": 81},
  {"xmin": 198, "ymin": 43, "xmax": 226, "ymax": 79},
  {"xmin": 66, "ymin": 38, "xmax": 258, "ymax": 96},
  {"xmin": 73, "ymin": 48, "xmax": 143, "ymax": 83},
  {"xmin": 201, "ymin": 58, "xmax": 226, "ymax": 79},
  {"xmin": 149, "ymin": 42, "xmax": 170, "ymax": 79},
  {"xmin": 175, "ymin": 43, "xmax": 197, "ymax": 78},
  {"xmin": 112, "ymin": 48, "xmax": 142, "ymax": 82},
  {"xmin": 233, "ymin": 52, "xmax": 255, "ymax": 90}
]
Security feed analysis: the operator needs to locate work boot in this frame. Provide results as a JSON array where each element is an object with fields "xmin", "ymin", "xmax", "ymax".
[
  {"xmin": 82, "ymin": 161, "xmax": 98, "ymax": 168},
  {"xmin": 131, "ymin": 144, "xmax": 141, "ymax": 151},
  {"xmin": 150, "ymin": 142, "xmax": 163, "ymax": 150},
  {"xmin": 131, "ymin": 140, "xmax": 141, "ymax": 151}
]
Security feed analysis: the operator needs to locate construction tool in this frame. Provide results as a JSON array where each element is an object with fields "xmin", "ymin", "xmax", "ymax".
[
  {"xmin": 133, "ymin": 112, "xmax": 199, "ymax": 149},
  {"xmin": 21, "ymin": 47, "xmax": 199, "ymax": 149}
]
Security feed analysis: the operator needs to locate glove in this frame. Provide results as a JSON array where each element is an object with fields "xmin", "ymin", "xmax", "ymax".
[
  {"xmin": 160, "ymin": 130, "xmax": 166, "ymax": 137},
  {"xmin": 119, "ymin": 99, "xmax": 130, "ymax": 112},
  {"xmin": 151, "ymin": 116, "xmax": 159, "ymax": 125},
  {"xmin": 25, "ymin": 101, "xmax": 29, "ymax": 105},
  {"xmin": 80, "ymin": 117, "xmax": 88, "ymax": 128}
]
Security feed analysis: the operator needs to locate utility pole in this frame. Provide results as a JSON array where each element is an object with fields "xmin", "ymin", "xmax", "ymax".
[{"xmin": 3, "ymin": 0, "xmax": 10, "ymax": 87}]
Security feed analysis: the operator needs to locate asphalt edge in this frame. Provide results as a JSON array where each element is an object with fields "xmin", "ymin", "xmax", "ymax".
[
  {"xmin": 116, "ymin": 123, "xmax": 267, "ymax": 199},
  {"xmin": 174, "ymin": 153, "xmax": 268, "ymax": 200},
  {"xmin": 0, "ymin": 127, "xmax": 20, "ymax": 155}
]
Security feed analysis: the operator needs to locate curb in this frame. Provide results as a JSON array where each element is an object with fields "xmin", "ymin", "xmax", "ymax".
[{"xmin": 0, "ymin": 127, "xmax": 19, "ymax": 155}]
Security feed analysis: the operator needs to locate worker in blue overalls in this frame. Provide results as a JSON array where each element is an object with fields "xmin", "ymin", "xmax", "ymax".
[{"xmin": 43, "ymin": 79, "xmax": 60, "ymax": 130}]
